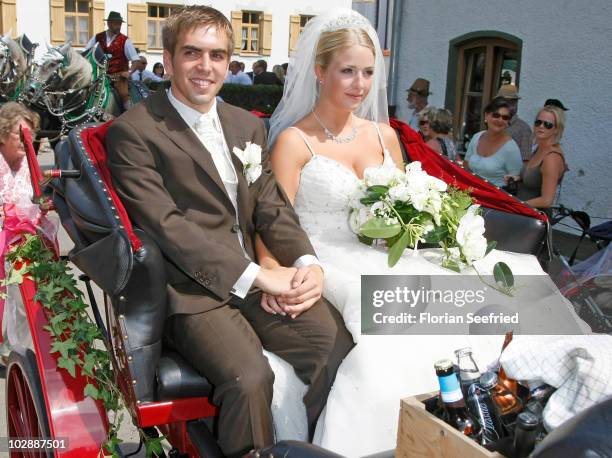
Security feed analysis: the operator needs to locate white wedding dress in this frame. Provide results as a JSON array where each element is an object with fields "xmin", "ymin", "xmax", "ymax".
[{"xmin": 262, "ymin": 125, "xmax": 580, "ymax": 456}]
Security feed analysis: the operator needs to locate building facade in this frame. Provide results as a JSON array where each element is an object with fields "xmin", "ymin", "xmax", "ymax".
[
  {"xmin": 3, "ymin": 0, "xmax": 349, "ymax": 68},
  {"xmin": 390, "ymin": 0, "xmax": 612, "ymax": 222}
]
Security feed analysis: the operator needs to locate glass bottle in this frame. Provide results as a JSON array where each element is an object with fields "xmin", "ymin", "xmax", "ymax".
[
  {"xmin": 434, "ymin": 359, "xmax": 481, "ymax": 439},
  {"xmin": 480, "ymin": 371, "xmax": 523, "ymax": 425},
  {"xmin": 514, "ymin": 411, "xmax": 541, "ymax": 457},
  {"xmin": 467, "ymin": 373, "xmax": 506, "ymax": 445},
  {"xmin": 455, "ymin": 347, "xmax": 481, "ymax": 399}
]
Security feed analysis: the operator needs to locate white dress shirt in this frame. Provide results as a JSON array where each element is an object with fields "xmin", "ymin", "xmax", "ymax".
[
  {"xmin": 131, "ymin": 69, "xmax": 163, "ymax": 82},
  {"xmin": 85, "ymin": 31, "xmax": 139, "ymax": 63},
  {"xmin": 224, "ymin": 71, "xmax": 253, "ymax": 86},
  {"xmin": 167, "ymin": 89, "xmax": 320, "ymax": 298}
]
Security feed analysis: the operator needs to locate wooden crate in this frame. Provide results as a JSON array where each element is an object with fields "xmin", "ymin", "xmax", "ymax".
[{"xmin": 396, "ymin": 392, "xmax": 505, "ymax": 458}]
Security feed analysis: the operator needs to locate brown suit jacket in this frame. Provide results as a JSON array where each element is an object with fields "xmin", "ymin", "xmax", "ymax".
[{"xmin": 106, "ymin": 91, "xmax": 315, "ymax": 316}]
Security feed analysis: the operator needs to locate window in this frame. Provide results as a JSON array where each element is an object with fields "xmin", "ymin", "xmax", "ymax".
[
  {"xmin": 289, "ymin": 15, "xmax": 313, "ymax": 54},
  {"xmin": 0, "ymin": 0, "xmax": 17, "ymax": 38},
  {"xmin": 446, "ymin": 33, "xmax": 522, "ymax": 150},
  {"xmin": 147, "ymin": 4, "xmax": 181, "ymax": 49},
  {"xmin": 50, "ymin": 0, "xmax": 104, "ymax": 46},
  {"xmin": 231, "ymin": 11, "xmax": 272, "ymax": 56},
  {"xmin": 64, "ymin": 0, "xmax": 90, "ymax": 46},
  {"xmin": 240, "ymin": 11, "xmax": 260, "ymax": 54}
]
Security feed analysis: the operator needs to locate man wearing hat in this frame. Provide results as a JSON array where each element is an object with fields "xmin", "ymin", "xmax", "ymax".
[
  {"xmin": 496, "ymin": 84, "xmax": 533, "ymax": 161},
  {"xmin": 406, "ymin": 78, "xmax": 431, "ymax": 131},
  {"xmin": 85, "ymin": 11, "xmax": 140, "ymax": 109}
]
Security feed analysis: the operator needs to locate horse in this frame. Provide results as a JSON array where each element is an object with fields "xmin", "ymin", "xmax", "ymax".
[
  {"xmin": 24, "ymin": 41, "xmax": 148, "ymax": 142},
  {"xmin": 0, "ymin": 34, "xmax": 35, "ymax": 103}
]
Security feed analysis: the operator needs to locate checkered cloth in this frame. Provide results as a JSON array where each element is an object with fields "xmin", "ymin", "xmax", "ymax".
[{"xmin": 500, "ymin": 335, "xmax": 612, "ymax": 431}]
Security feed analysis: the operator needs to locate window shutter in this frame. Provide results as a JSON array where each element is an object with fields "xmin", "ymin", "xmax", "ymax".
[
  {"xmin": 91, "ymin": 1, "xmax": 105, "ymax": 38},
  {"xmin": 0, "ymin": 0, "xmax": 16, "ymax": 37},
  {"xmin": 49, "ymin": 0, "xmax": 65, "ymax": 44},
  {"xmin": 231, "ymin": 11, "xmax": 242, "ymax": 55},
  {"xmin": 127, "ymin": 3, "xmax": 147, "ymax": 51},
  {"xmin": 260, "ymin": 13, "xmax": 272, "ymax": 56},
  {"xmin": 288, "ymin": 15, "xmax": 300, "ymax": 55}
]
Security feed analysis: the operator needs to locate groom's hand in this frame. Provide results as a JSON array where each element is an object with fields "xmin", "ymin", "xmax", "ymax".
[
  {"xmin": 254, "ymin": 266, "xmax": 297, "ymax": 298},
  {"xmin": 278, "ymin": 265, "xmax": 324, "ymax": 319}
]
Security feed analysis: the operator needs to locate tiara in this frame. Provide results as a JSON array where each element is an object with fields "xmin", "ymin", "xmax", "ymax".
[{"xmin": 319, "ymin": 10, "xmax": 373, "ymax": 32}]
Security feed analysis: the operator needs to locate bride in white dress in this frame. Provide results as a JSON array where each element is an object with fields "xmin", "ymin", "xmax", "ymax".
[{"xmin": 257, "ymin": 9, "xmax": 585, "ymax": 456}]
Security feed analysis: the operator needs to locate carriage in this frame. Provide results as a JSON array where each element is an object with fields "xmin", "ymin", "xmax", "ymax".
[{"xmin": 2, "ymin": 117, "xmax": 552, "ymax": 457}]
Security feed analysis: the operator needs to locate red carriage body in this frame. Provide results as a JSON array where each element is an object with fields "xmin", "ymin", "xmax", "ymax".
[{"xmin": 3, "ymin": 117, "xmax": 549, "ymax": 457}]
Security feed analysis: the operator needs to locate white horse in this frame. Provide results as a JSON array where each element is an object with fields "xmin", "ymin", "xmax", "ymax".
[{"xmin": 0, "ymin": 34, "xmax": 31, "ymax": 102}]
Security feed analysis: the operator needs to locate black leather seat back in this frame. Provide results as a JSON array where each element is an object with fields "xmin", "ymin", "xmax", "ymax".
[
  {"xmin": 50, "ymin": 123, "xmax": 167, "ymax": 402},
  {"xmin": 481, "ymin": 207, "xmax": 550, "ymax": 257}
]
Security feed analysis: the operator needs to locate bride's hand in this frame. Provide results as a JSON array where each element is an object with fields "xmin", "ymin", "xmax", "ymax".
[
  {"xmin": 278, "ymin": 265, "xmax": 324, "ymax": 319},
  {"xmin": 260, "ymin": 292, "xmax": 287, "ymax": 316}
]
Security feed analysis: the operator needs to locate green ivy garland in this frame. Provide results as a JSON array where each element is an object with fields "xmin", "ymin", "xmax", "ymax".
[{"xmin": 3, "ymin": 233, "xmax": 164, "ymax": 457}]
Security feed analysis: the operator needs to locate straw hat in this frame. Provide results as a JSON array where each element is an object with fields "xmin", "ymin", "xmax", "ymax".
[{"xmin": 407, "ymin": 78, "xmax": 431, "ymax": 97}]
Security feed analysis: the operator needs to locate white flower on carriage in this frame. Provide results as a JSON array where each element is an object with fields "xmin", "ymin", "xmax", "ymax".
[
  {"xmin": 233, "ymin": 142, "xmax": 262, "ymax": 185},
  {"xmin": 363, "ymin": 163, "xmax": 404, "ymax": 188},
  {"xmin": 456, "ymin": 205, "xmax": 488, "ymax": 265}
]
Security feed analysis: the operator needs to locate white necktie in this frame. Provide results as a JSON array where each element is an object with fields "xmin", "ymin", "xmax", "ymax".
[{"xmin": 193, "ymin": 114, "xmax": 237, "ymax": 184}]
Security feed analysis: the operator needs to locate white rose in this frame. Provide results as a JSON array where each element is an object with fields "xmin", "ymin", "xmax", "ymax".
[
  {"xmin": 348, "ymin": 207, "xmax": 371, "ymax": 234},
  {"xmin": 456, "ymin": 206, "xmax": 487, "ymax": 264},
  {"xmin": 369, "ymin": 201, "xmax": 386, "ymax": 217},
  {"xmin": 388, "ymin": 184, "xmax": 411, "ymax": 202},
  {"xmin": 364, "ymin": 164, "xmax": 403, "ymax": 187},
  {"xmin": 405, "ymin": 161, "xmax": 423, "ymax": 173},
  {"xmin": 233, "ymin": 142, "xmax": 261, "ymax": 165},
  {"xmin": 244, "ymin": 164, "xmax": 262, "ymax": 185}
]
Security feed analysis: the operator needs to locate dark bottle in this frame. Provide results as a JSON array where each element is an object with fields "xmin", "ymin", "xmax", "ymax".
[
  {"xmin": 455, "ymin": 347, "xmax": 481, "ymax": 399},
  {"xmin": 467, "ymin": 373, "xmax": 506, "ymax": 445},
  {"xmin": 514, "ymin": 411, "xmax": 541, "ymax": 457},
  {"xmin": 480, "ymin": 371, "xmax": 523, "ymax": 425},
  {"xmin": 434, "ymin": 359, "xmax": 481, "ymax": 439}
]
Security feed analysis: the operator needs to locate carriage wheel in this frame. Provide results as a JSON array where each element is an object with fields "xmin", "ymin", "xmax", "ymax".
[{"xmin": 6, "ymin": 350, "xmax": 53, "ymax": 458}]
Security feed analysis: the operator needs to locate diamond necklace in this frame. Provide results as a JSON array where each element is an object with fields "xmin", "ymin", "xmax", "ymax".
[{"xmin": 312, "ymin": 110, "xmax": 358, "ymax": 144}]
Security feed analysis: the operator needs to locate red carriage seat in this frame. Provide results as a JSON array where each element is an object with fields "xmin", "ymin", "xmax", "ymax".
[{"xmin": 49, "ymin": 122, "xmax": 213, "ymax": 405}]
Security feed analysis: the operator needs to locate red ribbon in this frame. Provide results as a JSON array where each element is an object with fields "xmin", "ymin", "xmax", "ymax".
[{"xmin": 0, "ymin": 203, "xmax": 39, "ymax": 343}]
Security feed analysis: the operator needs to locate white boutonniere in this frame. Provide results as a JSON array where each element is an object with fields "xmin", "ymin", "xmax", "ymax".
[{"xmin": 233, "ymin": 142, "xmax": 263, "ymax": 185}]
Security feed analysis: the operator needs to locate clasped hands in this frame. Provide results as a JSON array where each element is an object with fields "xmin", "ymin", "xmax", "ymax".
[{"xmin": 254, "ymin": 265, "xmax": 324, "ymax": 319}]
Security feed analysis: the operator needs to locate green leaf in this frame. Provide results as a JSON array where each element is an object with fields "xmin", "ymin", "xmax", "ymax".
[
  {"xmin": 442, "ymin": 259, "xmax": 461, "ymax": 273},
  {"xmin": 84, "ymin": 383, "xmax": 99, "ymax": 400},
  {"xmin": 357, "ymin": 234, "xmax": 374, "ymax": 246},
  {"xmin": 485, "ymin": 240, "xmax": 497, "ymax": 255},
  {"xmin": 360, "ymin": 196, "xmax": 380, "ymax": 206},
  {"xmin": 50, "ymin": 338, "xmax": 78, "ymax": 358},
  {"xmin": 360, "ymin": 218, "xmax": 401, "ymax": 239},
  {"xmin": 145, "ymin": 437, "xmax": 165, "ymax": 457},
  {"xmin": 366, "ymin": 185, "xmax": 389, "ymax": 194},
  {"xmin": 388, "ymin": 230, "xmax": 411, "ymax": 267},
  {"xmin": 424, "ymin": 226, "xmax": 449, "ymax": 243},
  {"xmin": 493, "ymin": 262, "xmax": 514, "ymax": 288},
  {"xmin": 57, "ymin": 356, "xmax": 77, "ymax": 378}
]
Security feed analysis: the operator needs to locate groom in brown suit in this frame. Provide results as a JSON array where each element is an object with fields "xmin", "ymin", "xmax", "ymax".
[{"xmin": 106, "ymin": 5, "xmax": 353, "ymax": 456}]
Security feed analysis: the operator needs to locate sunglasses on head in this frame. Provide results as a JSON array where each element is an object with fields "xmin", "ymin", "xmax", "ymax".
[
  {"xmin": 534, "ymin": 119, "xmax": 555, "ymax": 129},
  {"xmin": 490, "ymin": 112, "xmax": 511, "ymax": 121},
  {"xmin": 419, "ymin": 119, "xmax": 429, "ymax": 126}
]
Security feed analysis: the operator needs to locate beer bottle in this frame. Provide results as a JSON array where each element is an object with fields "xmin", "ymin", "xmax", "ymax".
[
  {"xmin": 514, "ymin": 411, "xmax": 541, "ymax": 457},
  {"xmin": 434, "ymin": 359, "xmax": 481, "ymax": 439},
  {"xmin": 480, "ymin": 371, "xmax": 523, "ymax": 425},
  {"xmin": 467, "ymin": 373, "xmax": 506, "ymax": 445},
  {"xmin": 455, "ymin": 347, "xmax": 481, "ymax": 398}
]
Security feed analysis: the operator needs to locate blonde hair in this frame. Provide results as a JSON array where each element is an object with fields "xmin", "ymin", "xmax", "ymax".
[
  {"xmin": 537, "ymin": 106, "xmax": 565, "ymax": 144},
  {"xmin": 0, "ymin": 102, "xmax": 40, "ymax": 142},
  {"xmin": 315, "ymin": 28, "xmax": 375, "ymax": 69},
  {"xmin": 162, "ymin": 5, "xmax": 234, "ymax": 56},
  {"xmin": 418, "ymin": 106, "xmax": 436, "ymax": 122}
]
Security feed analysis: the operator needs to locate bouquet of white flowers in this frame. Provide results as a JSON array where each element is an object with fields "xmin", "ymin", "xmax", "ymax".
[{"xmin": 349, "ymin": 161, "xmax": 513, "ymax": 288}]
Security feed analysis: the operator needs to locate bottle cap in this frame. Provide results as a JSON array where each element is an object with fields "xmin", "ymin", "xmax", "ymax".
[
  {"xmin": 517, "ymin": 411, "xmax": 541, "ymax": 430},
  {"xmin": 479, "ymin": 371, "xmax": 499, "ymax": 389},
  {"xmin": 454, "ymin": 347, "xmax": 473, "ymax": 357},
  {"xmin": 434, "ymin": 359, "xmax": 454, "ymax": 371}
]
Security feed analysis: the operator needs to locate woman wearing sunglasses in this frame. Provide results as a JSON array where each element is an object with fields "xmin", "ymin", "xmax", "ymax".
[
  {"xmin": 464, "ymin": 97, "xmax": 523, "ymax": 187},
  {"xmin": 508, "ymin": 105, "xmax": 567, "ymax": 209}
]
